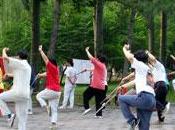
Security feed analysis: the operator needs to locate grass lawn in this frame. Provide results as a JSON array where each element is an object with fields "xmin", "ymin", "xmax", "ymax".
[{"xmin": 74, "ymin": 83, "xmax": 175, "ymax": 106}]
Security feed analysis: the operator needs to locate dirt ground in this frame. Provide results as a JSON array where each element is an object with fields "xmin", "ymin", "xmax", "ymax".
[{"xmin": 0, "ymin": 105, "xmax": 175, "ymax": 130}]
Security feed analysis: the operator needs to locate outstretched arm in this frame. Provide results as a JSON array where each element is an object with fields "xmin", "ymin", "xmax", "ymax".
[
  {"xmin": 146, "ymin": 50, "xmax": 156, "ymax": 64},
  {"xmin": 121, "ymin": 72, "xmax": 135, "ymax": 83},
  {"xmin": 123, "ymin": 44, "xmax": 134, "ymax": 63},
  {"xmin": 2, "ymin": 48, "xmax": 10, "ymax": 63},
  {"xmin": 39, "ymin": 45, "xmax": 49, "ymax": 64},
  {"xmin": 170, "ymin": 54, "xmax": 175, "ymax": 61},
  {"xmin": 85, "ymin": 47, "xmax": 93, "ymax": 60}
]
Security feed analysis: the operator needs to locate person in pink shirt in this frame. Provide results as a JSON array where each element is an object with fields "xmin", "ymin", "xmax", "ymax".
[
  {"xmin": 36, "ymin": 45, "xmax": 61, "ymax": 126},
  {"xmin": 83, "ymin": 47, "xmax": 107, "ymax": 118}
]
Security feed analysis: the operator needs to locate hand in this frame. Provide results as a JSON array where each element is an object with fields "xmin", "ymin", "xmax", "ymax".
[
  {"xmin": 85, "ymin": 47, "xmax": 90, "ymax": 52},
  {"xmin": 123, "ymin": 44, "xmax": 130, "ymax": 50},
  {"xmin": 38, "ymin": 45, "xmax": 42, "ymax": 52},
  {"xmin": 3, "ymin": 48, "xmax": 9, "ymax": 52},
  {"xmin": 170, "ymin": 54, "xmax": 174, "ymax": 58}
]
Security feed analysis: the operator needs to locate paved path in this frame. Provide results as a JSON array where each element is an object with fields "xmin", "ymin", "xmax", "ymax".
[{"xmin": 0, "ymin": 105, "xmax": 175, "ymax": 130}]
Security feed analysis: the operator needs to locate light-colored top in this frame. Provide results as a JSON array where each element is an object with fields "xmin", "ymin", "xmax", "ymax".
[
  {"xmin": 6, "ymin": 58, "xmax": 31, "ymax": 99},
  {"xmin": 131, "ymin": 58, "xmax": 155, "ymax": 95},
  {"xmin": 90, "ymin": 57, "xmax": 107, "ymax": 90},
  {"xmin": 65, "ymin": 66, "xmax": 77, "ymax": 87},
  {"xmin": 152, "ymin": 60, "xmax": 166, "ymax": 83}
]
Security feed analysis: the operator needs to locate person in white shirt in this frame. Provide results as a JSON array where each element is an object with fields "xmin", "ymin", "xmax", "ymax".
[
  {"xmin": 60, "ymin": 59, "xmax": 77, "ymax": 109},
  {"xmin": 118, "ymin": 44, "xmax": 156, "ymax": 130},
  {"xmin": 0, "ymin": 48, "xmax": 31, "ymax": 130},
  {"xmin": 146, "ymin": 51, "xmax": 170, "ymax": 122}
]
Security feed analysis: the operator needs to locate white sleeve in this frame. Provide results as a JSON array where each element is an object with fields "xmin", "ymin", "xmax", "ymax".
[
  {"xmin": 154, "ymin": 60, "xmax": 164, "ymax": 70},
  {"xmin": 131, "ymin": 58, "xmax": 140, "ymax": 69},
  {"xmin": 7, "ymin": 58, "xmax": 23, "ymax": 70}
]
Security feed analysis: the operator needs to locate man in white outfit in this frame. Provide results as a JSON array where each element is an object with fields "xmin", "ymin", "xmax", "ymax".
[
  {"xmin": 0, "ymin": 48, "xmax": 31, "ymax": 130},
  {"xmin": 60, "ymin": 59, "xmax": 77, "ymax": 109}
]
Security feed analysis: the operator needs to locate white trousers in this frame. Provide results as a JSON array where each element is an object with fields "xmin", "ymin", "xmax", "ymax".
[
  {"xmin": 0, "ymin": 90, "xmax": 28, "ymax": 130},
  {"xmin": 36, "ymin": 89, "xmax": 61, "ymax": 123},
  {"xmin": 28, "ymin": 88, "xmax": 33, "ymax": 112},
  {"xmin": 62, "ymin": 85, "xmax": 75, "ymax": 108},
  {"xmin": 172, "ymin": 79, "xmax": 175, "ymax": 91}
]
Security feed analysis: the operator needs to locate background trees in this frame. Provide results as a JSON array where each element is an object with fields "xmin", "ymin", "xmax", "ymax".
[{"xmin": 1, "ymin": 0, "xmax": 175, "ymax": 81}]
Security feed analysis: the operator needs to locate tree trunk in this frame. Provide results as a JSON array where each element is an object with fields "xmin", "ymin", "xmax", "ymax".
[
  {"xmin": 31, "ymin": 0, "xmax": 40, "ymax": 73},
  {"xmin": 159, "ymin": 11, "xmax": 167, "ymax": 63},
  {"xmin": 123, "ymin": 8, "xmax": 136, "ymax": 76},
  {"xmin": 147, "ymin": 12, "xmax": 154, "ymax": 53},
  {"xmin": 93, "ymin": 0, "xmax": 104, "ymax": 57},
  {"xmin": 47, "ymin": 0, "xmax": 61, "ymax": 58}
]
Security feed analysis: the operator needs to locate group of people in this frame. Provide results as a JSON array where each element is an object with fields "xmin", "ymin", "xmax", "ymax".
[{"xmin": 0, "ymin": 43, "xmax": 174, "ymax": 130}]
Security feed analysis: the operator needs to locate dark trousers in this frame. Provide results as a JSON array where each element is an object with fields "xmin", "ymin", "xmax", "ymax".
[
  {"xmin": 83, "ymin": 87, "xmax": 105, "ymax": 116},
  {"xmin": 154, "ymin": 81, "xmax": 168, "ymax": 121}
]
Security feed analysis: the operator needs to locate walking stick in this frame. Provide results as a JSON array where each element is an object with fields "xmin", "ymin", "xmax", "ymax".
[
  {"xmin": 82, "ymin": 80, "xmax": 124, "ymax": 116},
  {"xmin": 94, "ymin": 81, "xmax": 124, "ymax": 115}
]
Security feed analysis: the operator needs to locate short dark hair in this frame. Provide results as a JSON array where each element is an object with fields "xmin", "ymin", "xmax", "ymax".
[
  {"xmin": 97, "ymin": 54, "xmax": 107, "ymax": 64},
  {"xmin": 134, "ymin": 50, "xmax": 148, "ymax": 63},
  {"xmin": 17, "ymin": 50, "xmax": 28, "ymax": 60},
  {"xmin": 67, "ymin": 58, "xmax": 74, "ymax": 66},
  {"xmin": 49, "ymin": 58, "xmax": 57, "ymax": 67}
]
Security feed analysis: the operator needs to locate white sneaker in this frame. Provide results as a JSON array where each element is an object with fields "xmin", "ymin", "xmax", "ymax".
[
  {"xmin": 82, "ymin": 108, "xmax": 91, "ymax": 115},
  {"xmin": 8, "ymin": 113, "xmax": 16, "ymax": 127},
  {"xmin": 59, "ymin": 106, "xmax": 66, "ymax": 109},
  {"xmin": 27, "ymin": 110, "xmax": 33, "ymax": 115},
  {"xmin": 161, "ymin": 102, "xmax": 170, "ymax": 119},
  {"xmin": 94, "ymin": 115, "xmax": 103, "ymax": 119}
]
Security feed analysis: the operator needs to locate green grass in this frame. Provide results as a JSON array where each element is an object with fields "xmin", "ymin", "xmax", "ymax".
[{"xmin": 74, "ymin": 83, "xmax": 175, "ymax": 105}]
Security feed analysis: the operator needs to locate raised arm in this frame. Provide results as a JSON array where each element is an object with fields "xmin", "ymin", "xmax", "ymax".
[
  {"xmin": 39, "ymin": 45, "xmax": 49, "ymax": 64},
  {"xmin": 146, "ymin": 50, "xmax": 156, "ymax": 64},
  {"xmin": 123, "ymin": 44, "xmax": 134, "ymax": 63},
  {"xmin": 2, "ymin": 48, "xmax": 10, "ymax": 63},
  {"xmin": 85, "ymin": 47, "xmax": 93, "ymax": 60},
  {"xmin": 121, "ymin": 72, "xmax": 135, "ymax": 83},
  {"xmin": 170, "ymin": 54, "xmax": 175, "ymax": 61}
]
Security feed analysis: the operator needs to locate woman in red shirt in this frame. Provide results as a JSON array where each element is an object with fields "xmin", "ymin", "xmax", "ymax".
[
  {"xmin": 36, "ymin": 45, "xmax": 61, "ymax": 126},
  {"xmin": 83, "ymin": 47, "xmax": 107, "ymax": 118}
]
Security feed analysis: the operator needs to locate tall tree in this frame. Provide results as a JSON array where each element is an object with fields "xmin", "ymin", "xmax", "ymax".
[
  {"xmin": 93, "ymin": 0, "xmax": 104, "ymax": 56},
  {"xmin": 123, "ymin": 8, "xmax": 136, "ymax": 75},
  {"xmin": 159, "ymin": 10, "xmax": 167, "ymax": 63},
  {"xmin": 31, "ymin": 0, "xmax": 41, "ymax": 73},
  {"xmin": 47, "ymin": 0, "xmax": 61, "ymax": 58},
  {"xmin": 146, "ymin": 11, "xmax": 154, "ymax": 53}
]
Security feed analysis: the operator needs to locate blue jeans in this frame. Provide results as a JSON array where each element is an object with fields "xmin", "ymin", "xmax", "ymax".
[{"xmin": 118, "ymin": 92, "xmax": 156, "ymax": 130}]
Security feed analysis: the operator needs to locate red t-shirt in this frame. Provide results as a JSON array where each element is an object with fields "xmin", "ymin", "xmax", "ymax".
[
  {"xmin": 46, "ymin": 61, "xmax": 61, "ymax": 91},
  {"xmin": 90, "ymin": 57, "xmax": 107, "ymax": 90}
]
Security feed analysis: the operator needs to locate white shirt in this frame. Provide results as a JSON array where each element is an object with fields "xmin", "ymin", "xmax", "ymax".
[
  {"xmin": 152, "ymin": 60, "xmax": 166, "ymax": 82},
  {"xmin": 6, "ymin": 58, "xmax": 31, "ymax": 99},
  {"xmin": 131, "ymin": 58, "xmax": 155, "ymax": 95},
  {"xmin": 65, "ymin": 66, "xmax": 77, "ymax": 87}
]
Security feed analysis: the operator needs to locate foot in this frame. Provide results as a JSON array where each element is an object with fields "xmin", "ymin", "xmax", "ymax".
[
  {"xmin": 28, "ymin": 110, "xmax": 33, "ymax": 115},
  {"xmin": 161, "ymin": 102, "xmax": 170, "ymax": 120},
  {"xmin": 129, "ymin": 118, "xmax": 140, "ymax": 130},
  {"xmin": 59, "ymin": 106, "xmax": 66, "ymax": 109},
  {"xmin": 94, "ymin": 115, "xmax": 103, "ymax": 119},
  {"xmin": 7, "ymin": 113, "xmax": 16, "ymax": 127},
  {"xmin": 82, "ymin": 108, "xmax": 91, "ymax": 115}
]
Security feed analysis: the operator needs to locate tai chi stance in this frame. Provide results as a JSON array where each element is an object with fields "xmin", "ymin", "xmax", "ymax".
[
  {"xmin": 0, "ymin": 48, "xmax": 31, "ymax": 130},
  {"xmin": 118, "ymin": 44, "xmax": 156, "ymax": 130},
  {"xmin": 36, "ymin": 45, "xmax": 61, "ymax": 125}
]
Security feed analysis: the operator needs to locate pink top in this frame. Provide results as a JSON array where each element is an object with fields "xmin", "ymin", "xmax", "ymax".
[
  {"xmin": 46, "ymin": 61, "xmax": 61, "ymax": 91},
  {"xmin": 90, "ymin": 57, "xmax": 107, "ymax": 90}
]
